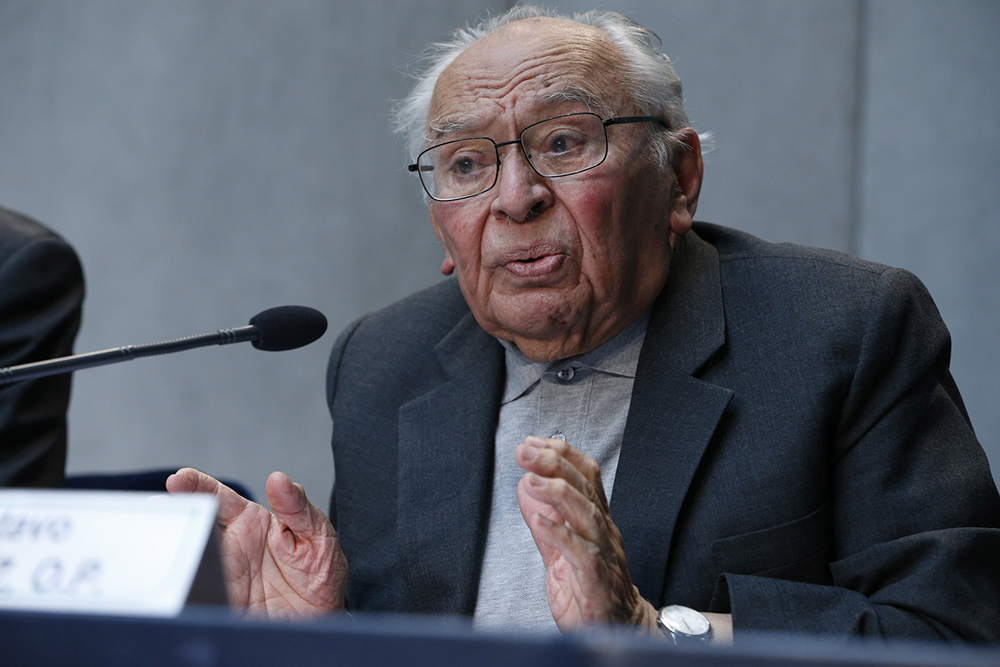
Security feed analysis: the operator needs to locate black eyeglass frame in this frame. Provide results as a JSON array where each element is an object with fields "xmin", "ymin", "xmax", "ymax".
[{"xmin": 407, "ymin": 112, "xmax": 670, "ymax": 202}]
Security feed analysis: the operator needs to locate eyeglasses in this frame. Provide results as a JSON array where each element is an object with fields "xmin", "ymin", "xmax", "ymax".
[{"xmin": 408, "ymin": 112, "xmax": 669, "ymax": 202}]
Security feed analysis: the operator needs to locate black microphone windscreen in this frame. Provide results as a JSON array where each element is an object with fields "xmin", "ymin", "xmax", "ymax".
[{"xmin": 249, "ymin": 305, "xmax": 328, "ymax": 351}]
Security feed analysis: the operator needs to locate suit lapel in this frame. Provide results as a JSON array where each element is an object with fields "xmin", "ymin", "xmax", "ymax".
[
  {"xmin": 396, "ymin": 312, "xmax": 504, "ymax": 615},
  {"xmin": 611, "ymin": 231, "xmax": 733, "ymax": 605}
]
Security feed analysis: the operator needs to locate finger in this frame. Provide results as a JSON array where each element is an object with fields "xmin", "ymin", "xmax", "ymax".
[
  {"xmin": 528, "ymin": 510, "xmax": 600, "ymax": 574},
  {"xmin": 516, "ymin": 475, "xmax": 572, "ymax": 567},
  {"xmin": 519, "ymin": 471, "xmax": 607, "ymax": 544},
  {"xmin": 166, "ymin": 467, "xmax": 252, "ymax": 526},
  {"xmin": 517, "ymin": 438, "xmax": 608, "ymax": 511},
  {"xmin": 165, "ymin": 467, "xmax": 202, "ymax": 494},
  {"xmin": 516, "ymin": 474, "xmax": 564, "ymax": 527},
  {"xmin": 538, "ymin": 437, "xmax": 611, "ymax": 503},
  {"xmin": 265, "ymin": 471, "xmax": 332, "ymax": 539},
  {"xmin": 516, "ymin": 438, "xmax": 593, "ymax": 495}
]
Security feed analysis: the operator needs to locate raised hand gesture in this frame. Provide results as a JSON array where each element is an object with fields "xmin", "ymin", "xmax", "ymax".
[{"xmin": 167, "ymin": 468, "xmax": 347, "ymax": 619}]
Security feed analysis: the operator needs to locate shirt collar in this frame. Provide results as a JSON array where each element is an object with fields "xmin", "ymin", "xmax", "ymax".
[{"xmin": 499, "ymin": 311, "xmax": 650, "ymax": 405}]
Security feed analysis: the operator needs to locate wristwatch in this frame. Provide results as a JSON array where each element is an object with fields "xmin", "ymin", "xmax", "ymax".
[{"xmin": 657, "ymin": 605, "xmax": 712, "ymax": 645}]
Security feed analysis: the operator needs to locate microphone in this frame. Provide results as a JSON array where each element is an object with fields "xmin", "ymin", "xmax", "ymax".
[{"xmin": 0, "ymin": 305, "xmax": 327, "ymax": 386}]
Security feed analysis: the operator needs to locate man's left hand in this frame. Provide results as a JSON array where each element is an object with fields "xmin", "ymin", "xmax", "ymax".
[{"xmin": 515, "ymin": 435, "xmax": 659, "ymax": 632}]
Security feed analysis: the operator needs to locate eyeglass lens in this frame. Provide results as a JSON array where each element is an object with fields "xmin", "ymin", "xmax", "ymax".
[{"xmin": 417, "ymin": 113, "xmax": 609, "ymax": 201}]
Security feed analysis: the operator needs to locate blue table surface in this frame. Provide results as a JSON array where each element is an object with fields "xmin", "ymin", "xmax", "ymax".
[{"xmin": 2, "ymin": 605, "xmax": 998, "ymax": 667}]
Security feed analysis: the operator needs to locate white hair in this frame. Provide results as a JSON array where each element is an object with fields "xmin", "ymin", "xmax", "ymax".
[{"xmin": 393, "ymin": 5, "xmax": 696, "ymax": 170}]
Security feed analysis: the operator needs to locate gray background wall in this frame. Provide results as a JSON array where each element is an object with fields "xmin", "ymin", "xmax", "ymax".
[{"xmin": 1, "ymin": 1, "xmax": 997, "ymax": 507}]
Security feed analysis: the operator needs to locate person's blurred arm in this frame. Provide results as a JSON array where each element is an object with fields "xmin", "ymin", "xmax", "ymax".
[{"xmin": 0, "ymin": 215, "xmax": 84, "ymax": 487}]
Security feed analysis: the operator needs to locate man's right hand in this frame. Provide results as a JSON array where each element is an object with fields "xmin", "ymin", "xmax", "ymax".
[{"xmin": 166, "ymin": 468, "xmax": 348, "ymax": 619}]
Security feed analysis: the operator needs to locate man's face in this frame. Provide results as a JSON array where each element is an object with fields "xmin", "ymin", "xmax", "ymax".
[{"xmin": 427, "ymin": 18, "xmax": 698, "ymax": 362}]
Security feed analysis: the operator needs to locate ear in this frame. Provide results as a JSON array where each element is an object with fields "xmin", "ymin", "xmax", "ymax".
[
  {"xmin": 440, "ymin": 253, "xmax": 456, "ymax": 275},
  {"xmin": 668, "ymin": 129, "xmax": 704, "ymax": 237},
  {"xmin": 429, "ymin": 207, "xmax": 456, "ymax": 276}
]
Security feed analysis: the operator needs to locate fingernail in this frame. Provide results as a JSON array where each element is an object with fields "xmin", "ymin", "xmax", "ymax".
[
  {"xmin": 528, "ymin": 473, "xmax": 545, "ymax": 487},
  {"xmin": 525, "ymin": 436, "xmax": 545, "ymax": 448},
  {"xmin": 521, "ymin": 445, "xmax": 538, "ymax": 461}
]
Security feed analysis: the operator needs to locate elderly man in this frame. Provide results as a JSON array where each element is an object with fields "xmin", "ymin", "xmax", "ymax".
[{"xmin": 168, "ymin": 7, "xmax": 1000, "ymax": 642}]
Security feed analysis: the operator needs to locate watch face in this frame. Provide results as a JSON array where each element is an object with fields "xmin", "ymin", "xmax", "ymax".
[{"xmin": 660, "ymin": 605, "xmax": 711, "ymax": 637}]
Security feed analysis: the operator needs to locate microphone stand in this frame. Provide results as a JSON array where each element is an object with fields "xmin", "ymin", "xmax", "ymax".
[{"xmin": 0, "ymin": 326, "xmax": 259, "ymax": 386}]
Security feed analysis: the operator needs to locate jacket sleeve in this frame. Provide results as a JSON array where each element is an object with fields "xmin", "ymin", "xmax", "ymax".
[
  {"xmin": 719, "ymin": 267, "xmax": 1000, "ymax": 641},
  {"xmin": 0, "ymin": 235, "xmax": 85, "ymax": 487}
]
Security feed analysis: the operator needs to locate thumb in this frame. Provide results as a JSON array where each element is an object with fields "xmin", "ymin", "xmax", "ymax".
[{"xmin": 265, "ymin": 471, "xmax": 329, "ymax": 537}]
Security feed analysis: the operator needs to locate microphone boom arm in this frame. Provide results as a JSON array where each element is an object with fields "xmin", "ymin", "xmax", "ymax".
[{"xmin": 0, "ymin": 325, "xmax": 259, "ymax": 386}]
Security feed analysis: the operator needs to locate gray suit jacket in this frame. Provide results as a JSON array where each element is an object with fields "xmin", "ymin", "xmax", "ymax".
[{"xmin": 327, "ymin": 222, "xmax": 1000, "ymax": 640}]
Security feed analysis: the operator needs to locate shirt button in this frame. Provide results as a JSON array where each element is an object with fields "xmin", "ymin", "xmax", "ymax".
[
  {"xmin": 550, "ymin": 432, "xmax": 566, "ymax": 441},
  {"xmin": 556, "ymin": 366, "xmax": 575, "ymax": 382}
]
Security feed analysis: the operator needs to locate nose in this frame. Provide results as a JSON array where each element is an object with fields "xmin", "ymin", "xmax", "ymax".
[{"xmin": 488, "ymin": 143, "xmax": 554, "ymax": 222}]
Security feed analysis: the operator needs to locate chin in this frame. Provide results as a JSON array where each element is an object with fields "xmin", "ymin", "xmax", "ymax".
[
  {"xmin": 488, "ymin": 293, "xmax": 584, "ymax": 336},
  {"xmin": 509, "ymin": 335, "xmax": 589, "ymax": 364},
  {"xmin": 487, "ymin": 315, "xmax": 592, "ymax": 363}
]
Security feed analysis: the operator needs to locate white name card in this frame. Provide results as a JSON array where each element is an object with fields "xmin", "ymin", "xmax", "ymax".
[{"xmin": 0, "ymin": 489, "xmax": 220, "ymax": 617}]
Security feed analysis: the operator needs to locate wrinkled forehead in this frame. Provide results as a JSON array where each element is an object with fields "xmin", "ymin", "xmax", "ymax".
[{"xmin": 428, "ymin": 18, "xmax": 629, "ymax": 138}]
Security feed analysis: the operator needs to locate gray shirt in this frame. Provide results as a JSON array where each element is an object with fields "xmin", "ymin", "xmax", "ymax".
[{"xmin": 473, "ymin": 313, "xmax": 649, "ymax": 631}]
